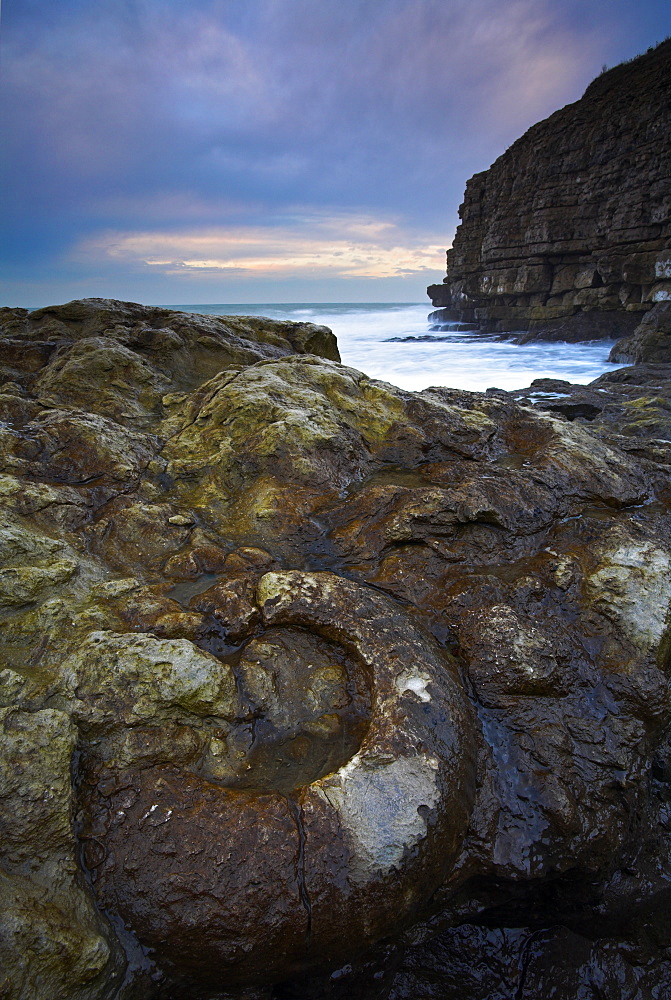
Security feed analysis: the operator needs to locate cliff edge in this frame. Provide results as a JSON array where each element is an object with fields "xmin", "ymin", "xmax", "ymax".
[{"xmin": 428, "ymin": 38, "xmax": 671, "ymax": 341}]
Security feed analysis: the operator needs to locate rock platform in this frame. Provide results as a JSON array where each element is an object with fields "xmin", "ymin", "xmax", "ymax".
[{"xmin": 1, "ymin": 299, "xmax": 671, "ymax": 999}]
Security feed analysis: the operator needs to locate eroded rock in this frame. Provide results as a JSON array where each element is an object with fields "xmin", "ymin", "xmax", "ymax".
[
  {"xmin": 610, "ymin": 301, "xmax": 671, "ymax": 364},
  {"xmin": 1, "ymin": 299, "xmax": 670, "ymax": 999},
  {"xmin": 0, "ymin": 707, "xmax": 124, "ymax": 1000},
  {"xmin": 80, "ymin": 572, "xmax": 475, "ymax": 988}
]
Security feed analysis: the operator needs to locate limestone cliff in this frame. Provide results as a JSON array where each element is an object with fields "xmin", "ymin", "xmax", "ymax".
[{"xmin": 428, "ymin": 39, "xmax": 671, "ymax": 340}]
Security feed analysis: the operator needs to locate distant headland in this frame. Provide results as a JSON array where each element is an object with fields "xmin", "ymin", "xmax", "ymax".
[{"xmin": 428, "ymin": 38, "xmax": 671, "ymax": 347}]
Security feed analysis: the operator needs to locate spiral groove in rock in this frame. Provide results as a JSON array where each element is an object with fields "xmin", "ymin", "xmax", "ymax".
[{"xmin": 84, "ymin": 572, "xmax": 476, "ymax": 986}]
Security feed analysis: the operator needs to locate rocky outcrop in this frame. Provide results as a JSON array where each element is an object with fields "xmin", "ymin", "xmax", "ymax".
[
  {"xmin": 428, "ymin": 39, "xmax": 671, "ymax": 340},
  {"xmin": 610, "ymin": 300, "xmax": 671, "ymax": 363},
  {"xmin": 1, "ymin": 299, "xmax": 671, "ymax": 999}
]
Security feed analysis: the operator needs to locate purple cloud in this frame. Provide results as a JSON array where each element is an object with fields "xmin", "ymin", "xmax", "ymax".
[{"xmin": 1, "ymin": 0, "xmax": 670, "ymax": 304}]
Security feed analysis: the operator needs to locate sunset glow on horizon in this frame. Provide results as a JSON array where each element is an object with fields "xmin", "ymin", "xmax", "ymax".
[{"xmin": 77, "ymin": 214, "xmax": 447, "ymax": 282}]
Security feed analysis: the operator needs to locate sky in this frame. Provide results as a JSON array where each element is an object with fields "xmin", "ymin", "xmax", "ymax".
[{"xmin": 1, "ymin": 0, "xmax": 670, "ymax": 307}]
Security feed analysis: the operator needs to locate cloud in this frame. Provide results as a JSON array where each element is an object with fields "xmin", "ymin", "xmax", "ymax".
[
  {"xmin": 74, "ymin": 212, "xmax": 447, "ymax": 281},
  {"xmin": 2, "ymin": 0, "xmax": 603, "ymax": 192},
  {"xmin": 2, "ymin": 0, "xmax": 670, "ymax": 303}
]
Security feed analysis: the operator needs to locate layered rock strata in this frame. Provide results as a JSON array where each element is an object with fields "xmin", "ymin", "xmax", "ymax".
[
  {"xmin": 428, "ymin": 39, "xmax": 671, "ymax": 339},
  {"xmin": 1, "ymin": 299, "xmax": 671, "ymax": 999}
]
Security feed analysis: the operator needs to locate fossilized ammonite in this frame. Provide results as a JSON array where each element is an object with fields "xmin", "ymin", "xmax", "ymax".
[{"xmin": 80, "ymin": 572, "xmax": 476, "ymax": 987}]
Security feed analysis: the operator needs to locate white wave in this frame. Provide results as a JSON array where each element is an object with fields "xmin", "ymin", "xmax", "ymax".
[{"xmin": 168, "ymin": 302, "xmax": 619, "ymax": 393}]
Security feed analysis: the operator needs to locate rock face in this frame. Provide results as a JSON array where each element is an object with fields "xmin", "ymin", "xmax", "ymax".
[
  {"xmin": 610, "ymin": 301, "xmax": 671, "ymax": 363},
  {"xmin": 1, "ymin": 299, "xmax": 671, "ymax": 999},
  {"xmin": 428, "ymin": 39, "xmax": 671, "ymax": 339}
]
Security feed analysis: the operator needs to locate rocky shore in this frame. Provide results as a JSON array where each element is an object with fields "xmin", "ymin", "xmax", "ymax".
[
  {"xmin": 1, "ymin": 297, "xmax": 670, "ymax": 999},
  {"xmin": 428, "ymin": 39, "xmax": 671, "ymax": 343}
]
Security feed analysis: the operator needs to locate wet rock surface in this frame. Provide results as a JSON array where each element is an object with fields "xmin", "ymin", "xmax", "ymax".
[
  {"xmin": 611, "ymin": 302, "xmax": 671, "ymax": 365},
  {"xmin": 1, "ymin": 299, "xmax": 671, "ymax": 999},
  {"xmin": 428, "ymin": 39, "xmax": 671, "ymax": 339}
]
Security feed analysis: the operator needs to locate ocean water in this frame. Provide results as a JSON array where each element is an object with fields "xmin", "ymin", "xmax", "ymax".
[{"xmin": 167, "ymin": 302, "xmax": 620, "ymax": 393}]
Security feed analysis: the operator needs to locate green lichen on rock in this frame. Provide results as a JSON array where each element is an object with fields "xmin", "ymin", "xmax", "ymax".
[
  {"xmin": 59, "ymin": 630, "xmax": 238, "ymax": 730},
  {"xmin": 0, "ymin": 516, "xmax": 80, "ymax": 608},
  {"xmin": 0, "ymin": 707, "xmax": 122, "ymax": 1000},
  {"xmin": 1, "ymin": 298, "xmax": 671, "ymax": 998}
]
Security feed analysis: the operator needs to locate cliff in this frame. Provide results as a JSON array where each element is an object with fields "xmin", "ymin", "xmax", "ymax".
[{"xmin": 428, "ymin": 38, "xmax": 671, "ymax": 340}]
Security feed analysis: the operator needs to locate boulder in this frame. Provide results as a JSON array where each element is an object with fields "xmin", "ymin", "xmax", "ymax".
[{"xmin": 610, "ymin": 301, "xmax": 671, "ymax": 363}]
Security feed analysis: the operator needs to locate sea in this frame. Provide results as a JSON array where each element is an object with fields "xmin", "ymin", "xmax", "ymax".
[{"xmin": 167, "ymin": 301, "xmax": 619, "ymax": 393}]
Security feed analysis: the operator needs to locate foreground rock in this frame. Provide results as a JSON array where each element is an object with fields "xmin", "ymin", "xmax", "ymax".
[
  {"xmin": 1, "ymin": 299, "xmax": 670, "ymax": 999},
  {"xmin": 428, "ymin": 39, "xmax": 671, "ymax": 340}
]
